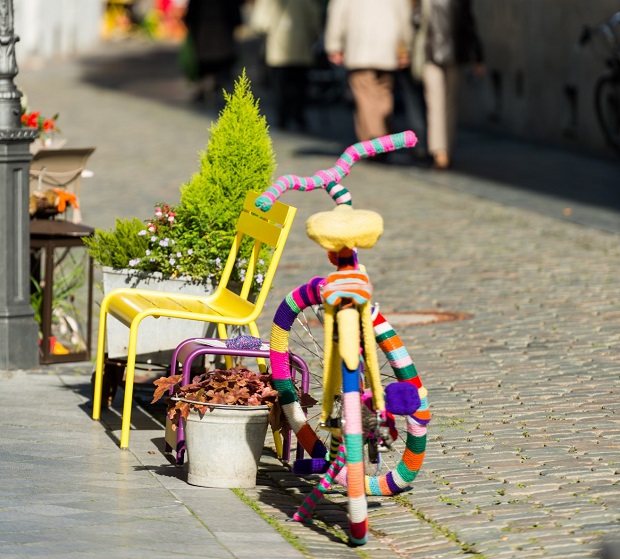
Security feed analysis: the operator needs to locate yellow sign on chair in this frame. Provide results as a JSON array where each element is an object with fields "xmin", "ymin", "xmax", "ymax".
[{"xmin": 91, "ymin": 191, "xmax": 297, "ymax": 449}]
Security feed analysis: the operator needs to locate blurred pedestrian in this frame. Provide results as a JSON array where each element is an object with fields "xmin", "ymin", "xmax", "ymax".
[
  {"xmin": 324, "ymin": 0, "xmax": 412, "ymax": 145},
  {"xmin": 395, "ymin": 0, "xmax": 430, "ymax": 162},
  {"xmin": 251, "ymin": 0, "xmax": 323, "ymax": 130},
  {"xmin": 421, "ymin": 0, "xmax": 484, "ymax": 169},
  {"xmin": 183, "ymin": 0, "xmax": 243, "ymax": 103}
]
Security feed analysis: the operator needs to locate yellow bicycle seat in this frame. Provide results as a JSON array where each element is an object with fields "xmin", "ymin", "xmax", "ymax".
[{"xmin": 306, "ymin": 205, "xmax": 383, "ymax": 251}]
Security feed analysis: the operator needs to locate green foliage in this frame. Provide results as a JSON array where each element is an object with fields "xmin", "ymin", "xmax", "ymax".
[
  {"xmin": 84, "ymin": 71, "xmax": 276, "ymax": 288},
  {"xmin": 152, "ymin": 368, "xmax": 279, "ymax": 428},
  {"xmin": 82, "ymin": 218, "xmax": 148, "ymax": 269},
  {"xmin": 177, "ymin": 68, "xmax": 276, "ymax": 274}
]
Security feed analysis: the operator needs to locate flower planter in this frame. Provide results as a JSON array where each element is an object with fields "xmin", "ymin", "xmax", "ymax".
[
  {"xmin": 182, "ymin": 402, "xmax": 270, "ymax": 488},
  {"xmin": 102, "ymin": 267, "xmax": 214, "ymax": 360}
]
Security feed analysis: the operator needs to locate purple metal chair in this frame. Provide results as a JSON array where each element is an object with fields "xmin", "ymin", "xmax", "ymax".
[{"xmin": 167, "ymin": 337, "xmax": 311, "ymax": 466}]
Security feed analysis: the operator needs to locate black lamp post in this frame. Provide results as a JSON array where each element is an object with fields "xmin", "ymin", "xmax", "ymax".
[{"xmin": 0, "ymin": 0, "xmax": 39, "ymax": 369}]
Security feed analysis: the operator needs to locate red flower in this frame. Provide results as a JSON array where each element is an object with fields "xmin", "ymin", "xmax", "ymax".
[{"xmin": 26, "ymin": 112, "xmax": 40, "ymax": 129}]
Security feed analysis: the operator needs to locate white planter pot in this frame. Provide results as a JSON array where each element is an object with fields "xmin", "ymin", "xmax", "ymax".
[
  {"xmin": 184, "ymin": 404, "xmax": 270, "ymax": 488},
  {"xmin": 102, "ymin": 267, "xmax": 214, "ymax": 360}
]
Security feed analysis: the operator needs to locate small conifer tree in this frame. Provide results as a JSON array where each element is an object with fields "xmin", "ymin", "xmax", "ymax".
[
  {"xmin": 176, "ymin": 69, "xmax": 277, "ymax": 270},
  {"xmin": 85, "ymin": 71, "xmax": 277, "ymax": 287}
]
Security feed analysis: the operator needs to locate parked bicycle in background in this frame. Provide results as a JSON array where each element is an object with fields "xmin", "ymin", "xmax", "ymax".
[{"xmin": 579, "ymin": 11, "xmax": 620, "ymax": 156}]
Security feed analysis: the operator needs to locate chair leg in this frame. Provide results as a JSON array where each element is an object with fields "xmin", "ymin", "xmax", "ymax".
[
  {"xmin": 248, "ymin": 321, "xmax": 267, "ymax": 372},
  {"xmin": 119, "ymin": 323, "xmax": 140, "ymax": 449},
  {"xmin": 174, "ymin": 347, "xmax": 204, "ymax": 465},
  {"xmin": 92, "ymin": 308, "xmax": 108, "ymax": 420},
  {"xmin": 166, "ymin": 339, "xmax": 193, "ymax": 454},
  {"xmin": 217, "ymin": 323, "xmax": 234, "ymax": 369}
]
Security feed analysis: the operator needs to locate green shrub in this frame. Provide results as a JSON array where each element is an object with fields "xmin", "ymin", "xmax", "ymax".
[
  {"xmin": 85, "ymin": 70, "xmax": 276, "ymax": 287},
  {"xmin": 83, "ymin": 218, "xmax": 147, "ymax": 269}
]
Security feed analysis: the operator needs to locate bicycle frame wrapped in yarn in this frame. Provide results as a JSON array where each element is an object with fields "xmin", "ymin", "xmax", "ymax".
[
  {"xmin": 269, "ymin": 278, "xmax": 431, "ymax": 497},
  {"xmin": 255, "ymin": 130, "xmax": 417, "ymax": 211}
]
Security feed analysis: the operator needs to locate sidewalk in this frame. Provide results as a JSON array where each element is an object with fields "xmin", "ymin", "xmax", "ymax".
[{"xmin": 2, "ymin": 37, "xmax": 619, "ymax": 558}]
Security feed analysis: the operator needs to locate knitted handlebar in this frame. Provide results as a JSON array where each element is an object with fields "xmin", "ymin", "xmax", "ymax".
[{"xmin": 255, "ymin": 130, "xmax": 417, "ymax": 211}]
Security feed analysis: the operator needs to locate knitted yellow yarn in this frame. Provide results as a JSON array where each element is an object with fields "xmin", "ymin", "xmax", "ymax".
[
  {"xmin": 320, "ymin": 303, "xmax": 341, "ymax": 426},
  {"xmin": 306, "ymin": 205, "xmax": 383, "ymax": 252},
  {"xmin": 361, "ymin": 301, "xmax": 385, "ymax": 414},
  {"xmin": 337, "ymin": 307, "xmax": 361, "ymax": 371}
]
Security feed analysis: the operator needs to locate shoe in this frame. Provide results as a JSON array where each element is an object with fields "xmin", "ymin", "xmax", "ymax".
[{"xmin": 432, "ymin": 150, "xmax": 451, "ymax": 170}]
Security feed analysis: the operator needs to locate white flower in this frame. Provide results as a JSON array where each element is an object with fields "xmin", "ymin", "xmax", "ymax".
[
  {"xmin": 160, "ymin": 238, "xmax": 169, "ymax": 247},
  {"xmin": 148, "ymin": 226, "xmax": 156, "ymax": 233},
  {"xmin": 169, "ymin": 258, "xmax": 176, "ymax": 265},
  {"xmin": 128, "ymin": 258, "xmax": 140, "ymax": 267},
  {"xmin": 145, "ymin": 250, "xmax": 151, "ymax": 256},
  {"xmin": 176, "ymin": 252, "xmax": 182, "ymax": 258},
  {"xmin": 138, "ymin": 230, "xmax": 147, "ymax": 236},
  {"xmin": 215, "ymin": 257, "xmax": 221, "ymax": 268},
  {"xmin": 187, "ymin": 249, "xmax": 193, "ymax": 255},
  {"xmin": 255, "ymin": 273, "xmax": 264, "ymax": 285},
  {"xmin": 151, "ymin": 235, "xmax": 157, "ymax": 242}
]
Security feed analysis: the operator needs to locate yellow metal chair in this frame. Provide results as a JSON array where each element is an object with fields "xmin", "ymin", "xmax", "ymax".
[{"xmin": 92, "ymin": 191, "xmax": 297, "ymax": 449}]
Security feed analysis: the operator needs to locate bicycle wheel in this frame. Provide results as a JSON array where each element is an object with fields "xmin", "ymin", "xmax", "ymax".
[
  {"xmin": 595, "ymin": 74, "xmax": 620, "ymax": 156},
  {"xmin": 271, "ymin": 279, "xmax": 430, "ymax": 544},
  {"xmin": 285, "ymin": 295, "xmax": 394, "ymax": 471}
]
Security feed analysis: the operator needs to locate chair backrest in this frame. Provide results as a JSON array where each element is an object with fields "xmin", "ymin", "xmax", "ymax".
[
  {"xmin": 215, "ymin": 191, "xmax": 297, "ymax": 315},
  {"xmin": 29, "ymin": 147, "xmax": 96, "ymax": 222}
]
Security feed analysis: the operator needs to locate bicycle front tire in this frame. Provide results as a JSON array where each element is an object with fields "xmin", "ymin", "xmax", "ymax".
[{"xmin": 595, "ymin": 74, "xmax": 620, "ymax": 156}]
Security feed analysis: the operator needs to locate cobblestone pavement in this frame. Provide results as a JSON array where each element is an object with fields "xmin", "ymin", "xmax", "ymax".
[{"xmin": 11, "ymin": 37, "xmax": 620, "ymax": 558}]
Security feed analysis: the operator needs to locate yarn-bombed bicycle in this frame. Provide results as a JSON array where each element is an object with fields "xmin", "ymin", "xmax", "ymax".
[{"xmin": 255, "ymin": 131, "xmax": 431, "ymax": 545}]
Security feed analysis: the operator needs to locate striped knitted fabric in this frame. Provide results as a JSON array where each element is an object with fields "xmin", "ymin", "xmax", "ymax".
[
  {"xmin": 293, "ymin": 445, "xmax": 346, "ymax": 524},
  {"xmin": 325, "ymin": 311, "xmax": 430, "ymax": 497},
  {"xmin": 270, "ymin": 277, "xmax": 328, "ymax": 459},
  {"xmin": 329, "ymin": 247, "xmax": 357, "ymax": 269},
  {"xmin": 322, "ymin": 269, "xmax": 372, "ymax": 306},
  {"xmin": 342, "ymin": 358, "xmax": 368, "ymax": 544},
  {"xmin": 364, "ymin": 312, "xmax": 429, "ymax": 495},
  {"xmin": 255, "ymin": 131, "xmax": 418, "ymax": 211}
]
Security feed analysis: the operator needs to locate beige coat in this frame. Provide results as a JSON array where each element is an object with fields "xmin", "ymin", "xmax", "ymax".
[
  {"xmin": 250, "ymin": 0, "xmax": 323, "ymax": 67},
  {"xmin": 325, "ymin": 0, "xmax": 412, "ymax": 71}
]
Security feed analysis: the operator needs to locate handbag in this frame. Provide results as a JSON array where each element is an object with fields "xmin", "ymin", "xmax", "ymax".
[
  {"xmin": 411, "ymin": 0, "xmax": 430, "ymax": 82},
  {"xmin": 179, "ymin": 32, "xmax": 199, "ymax": 82}
]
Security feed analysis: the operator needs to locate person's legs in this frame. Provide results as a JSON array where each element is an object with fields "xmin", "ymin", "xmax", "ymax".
[
  {"xmin": 423, "ymin": 62, "xmax": 450, "ymax": 168},
  {"xmin": 396, "ymin": 70, "xmax": 428, "ymax": 156},
  {"xmin": 444, "ymin": 64, "xmax": 461, "ymax": 156},
  {"xmin": 348, "ymin": 70, "xmax": 395, "ymax": 141},
  {"xmin": 287, "ymin": 66, "xmax": 310, "ymax": 130},
  {"xmin": 270, "ymin": 66, "xmax": 289, "ymax": 128}
]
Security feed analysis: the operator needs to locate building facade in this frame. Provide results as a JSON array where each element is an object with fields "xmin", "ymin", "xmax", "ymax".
[
  {"xmin": 461, "ymin": 0, "xmax": 620, "ymax": 158},
  {"xmin": 13, "ymin": 0, "xmax": 103, "ymax": 68}
]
